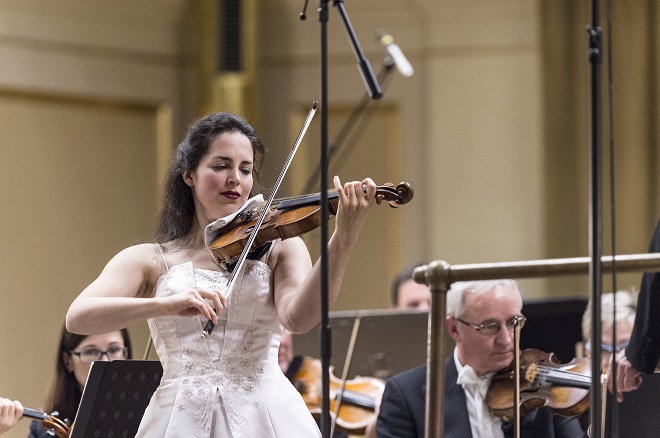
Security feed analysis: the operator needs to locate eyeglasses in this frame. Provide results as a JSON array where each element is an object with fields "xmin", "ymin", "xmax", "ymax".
[
  {"xmin": 585, "ymin": 341, "xmax": 628, "ymax": 354},
  {"xmin": 69, "ymin": 346, "xmax": 129, "ymax": 363},
  {"xmin": 455, "ymin": 315, "xmax": 526, "ymax": 336}
]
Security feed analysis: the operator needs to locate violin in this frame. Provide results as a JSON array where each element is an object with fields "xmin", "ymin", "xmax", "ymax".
[
  {"xmin": 290, "ymin": 357, "xmax": 385, "ymax": 435},
  {"xmin": 486, "ymin": 348, "xmax": 592, "ymax": 420},
  {"xmin": 209, "ymin": 182, "xmax": 414, "ymax": 264},
  {"xmin": 23, "ymin": 407, "xmax": 70, "ymax": 438}
]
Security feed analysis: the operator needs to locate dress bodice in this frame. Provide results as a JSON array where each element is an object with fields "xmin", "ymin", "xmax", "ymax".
[{"xmin": 135, "ymin": 255, "xmax": 320, "ymax": 437}]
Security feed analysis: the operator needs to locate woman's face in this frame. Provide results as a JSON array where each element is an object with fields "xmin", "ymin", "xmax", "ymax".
[
  {"xmin": 184, "ymin": 132, "xmax": 254, "ymax": 223},
  {"xmin": 65, "ymin": 331, "xmax": 126, "ymax": 391}
]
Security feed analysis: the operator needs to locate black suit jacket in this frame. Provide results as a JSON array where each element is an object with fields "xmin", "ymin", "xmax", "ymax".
[
  {"xmin": 626, "ymin": 217, "xmax": 660, "ymax": 373},
  {"xmin": 376, "ymin": 359, "xmax": 586, "ymax": 438}
]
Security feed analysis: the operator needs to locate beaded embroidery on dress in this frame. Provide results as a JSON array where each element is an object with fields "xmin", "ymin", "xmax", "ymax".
[{"xmin": 134, "ymin": 244, "xmax": 321, "ymax": 437}]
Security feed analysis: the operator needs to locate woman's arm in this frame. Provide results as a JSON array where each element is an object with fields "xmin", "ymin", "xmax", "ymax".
[
  {"xmin": 66, "ymin": 244, "xmax": 226, "ymax": 335},
  {"xmin": 273, "ymin": 176, "xmax": 376, "ymax": 333}
]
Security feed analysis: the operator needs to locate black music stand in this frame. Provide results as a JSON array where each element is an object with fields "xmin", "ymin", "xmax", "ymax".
[
  {"xmin": 520, "ymin": 296, "xmax": 588, "ymax": 362},
  {"xmin": 292, "ymin": 309, "xmax": 434, "ymax": 380},
  {"xmin": 70, "ymin": 360, "xmax": 163, "ymax": 438}
]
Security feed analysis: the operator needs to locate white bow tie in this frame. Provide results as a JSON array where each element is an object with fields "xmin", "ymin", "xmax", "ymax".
[{"xmin": 457, "ymin": 365, "xmax": 491, "ymax": 393}]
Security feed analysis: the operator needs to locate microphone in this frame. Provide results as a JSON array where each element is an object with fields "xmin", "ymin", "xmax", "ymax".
[{"xmin": 376, "ymin": 29, "xmax": 414, "ymax": 78}]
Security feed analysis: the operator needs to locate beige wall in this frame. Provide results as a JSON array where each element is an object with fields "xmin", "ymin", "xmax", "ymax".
[
  {"xmin": 0, "ymin": 94, "xmax": 158, "ymax": 414},
  {"xmin": 541, "ymin": 0, "xmax": 660, "ymax": 295},
  {"xmin": 257, "ymin": 0, "xmax": 550, "ymax": 305},
  {"xmin": 256, "ymin": 0, "xmax": 659, "ymax": 308},
  {"xmin": 0, "ymin": 1, "xmax": 196, "ymax": 436},
  {"xmin": 0, "ymin": 1, "xmax": 659, "ymax": 437}
]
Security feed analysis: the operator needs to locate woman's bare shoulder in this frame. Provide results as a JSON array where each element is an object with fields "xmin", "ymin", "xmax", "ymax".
[
  {"xmin": 269, "ymin": 237, "xmax": 311, "ymax": 271},
  {"xmin": 112, "ymin": 243, "xmax": 162, "ymax": 263},
  {"xmin": 104, "ymin": 243, "xmax": 165, "ymax": 282}
]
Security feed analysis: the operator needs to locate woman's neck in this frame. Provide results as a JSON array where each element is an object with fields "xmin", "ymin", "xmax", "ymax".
[{"xmin": 187, "ymin": 229, "xmax": 206, "ymax": 251}]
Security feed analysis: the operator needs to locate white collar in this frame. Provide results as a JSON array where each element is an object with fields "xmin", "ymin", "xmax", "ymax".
[{"xmin": 203, "ymin": 194, "xmax": 264, "ymax": 249}]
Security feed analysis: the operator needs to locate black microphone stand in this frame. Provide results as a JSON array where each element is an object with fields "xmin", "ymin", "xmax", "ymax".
[
  {"xmin": 313, "ymin": 2, "xmax": 382, "ymax": 437},
  {"xmin": 587, "ymin": 0, "xmax": 604, "ymax": 437}
]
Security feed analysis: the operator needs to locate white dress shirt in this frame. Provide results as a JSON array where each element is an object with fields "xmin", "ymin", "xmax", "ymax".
[{"xmin": 454, "ymin": 348, "xmax": 504, "ymax": 438}]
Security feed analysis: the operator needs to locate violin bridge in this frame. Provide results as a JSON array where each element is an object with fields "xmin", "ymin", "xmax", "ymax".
[{"xmin": 525, "ymin": 363, "xmax": 539, "ymax": 383}]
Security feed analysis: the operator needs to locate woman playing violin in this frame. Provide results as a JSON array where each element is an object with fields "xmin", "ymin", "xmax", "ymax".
[{"xmin": 66, "ymin": 112, "xmax": 377, "ymax": 438}]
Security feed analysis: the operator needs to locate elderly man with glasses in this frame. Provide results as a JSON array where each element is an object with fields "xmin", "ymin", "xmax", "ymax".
[{"xmin": 375, "ymin": 279, "xmax": 586, "ymax": 438}]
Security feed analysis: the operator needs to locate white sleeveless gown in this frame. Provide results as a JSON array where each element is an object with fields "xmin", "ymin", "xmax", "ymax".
[{"xmin": 134, "ymin": 249, "xmax": 321, "ymax": 437}]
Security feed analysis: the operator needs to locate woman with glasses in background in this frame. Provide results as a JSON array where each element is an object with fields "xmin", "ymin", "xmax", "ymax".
[{"xmin": 27, "ymin": 325, "xmax": 131, "ymax": 438}]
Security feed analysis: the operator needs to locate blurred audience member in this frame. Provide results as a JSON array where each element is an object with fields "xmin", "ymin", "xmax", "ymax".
[
  {"xmin": 581, "ymin": 289, "xmax": 638, "ymax": 370},
  {"xmin": 391, "ymin": 262, "xmax": 431, "ymax": 311}
]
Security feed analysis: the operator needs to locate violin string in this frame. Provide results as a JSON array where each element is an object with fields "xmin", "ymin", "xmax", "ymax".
[
  {"xmin": 272, "ymin": 183, "xmax": 404, "ymax": 210},
  {"xmin": 536, "ymin": 366, "xmax": 590, "ymax": 380},
  {"xmin": 272, "ymin": 189, "xmax": 336, "ymax": 207},
  {"xmin": 539, "ymin": 372, "xmax": 591, "ymax": 385},
  {"xmin": 535, "ymin": 365, "xmax": 592, "ymax": 384}
]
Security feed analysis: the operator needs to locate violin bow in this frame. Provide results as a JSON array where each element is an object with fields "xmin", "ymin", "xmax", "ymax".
[
  {"xmin": 143, "ymin": 335, "xmax": 154, "ymax": 360},
  {"xmin": 203, "ymin": 100, "xmax": 318, "ymax": 336},
  {"xmin": 330, "ymin": 313, "xmax": 363, "ymax": 436},
  {"xmin": 600, "ymin": 373, "xmax": 607, "ymax": 438},
  {"xmin": 513, "ymin": 318, "xmax": 522, "ymax": 438}
]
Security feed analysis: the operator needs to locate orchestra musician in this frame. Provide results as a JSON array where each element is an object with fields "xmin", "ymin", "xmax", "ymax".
[
  {"xmin": 609, "ymin": 217, "xmax": 660, "ymax": 401},
  {"xmin": 577, "ymin": 289, "xmax": 637, "ymax": 431},
  {"xmin": 28, "ymin": 325, "xmax": 132, "ymax": 438},
  {"xmin": 0, "ymin": 398, "xmax": 22, "ymax": 435},
  {"xmin": 390, "ymin": 262, "xmax": 431, "ymax": 311},
  {"xmin": 581, "ymin": 289, "xmax": 637, "ymax": 371},
  {"xmin": 65, "ymin": 112, "xmax": 378, "ymax": 437},
  {"xmin": 375, "ymin": 279, "xmax": 587, "ymax": 438}
]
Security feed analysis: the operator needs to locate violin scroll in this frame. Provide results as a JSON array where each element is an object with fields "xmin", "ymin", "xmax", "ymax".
[
  {"xmin": 375, "ymin": 182, "xmax": 414, "ymax": 208},
  {"xmin": 23, "ymin": 407, "xmax": 70, "ymax": 438}
]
